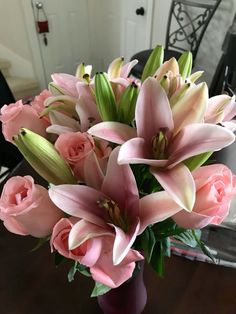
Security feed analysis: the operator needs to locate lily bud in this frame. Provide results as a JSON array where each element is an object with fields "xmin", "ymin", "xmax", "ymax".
[
  {"xmin": 75, "ymin": 63, "xmax": 92, "ymax": 81},
  {"xmin": 40, "ymin": 95, "xmax": 77, "ymax": 118},
  {"xmin": 141, "ymin": 45, "xmax": 164, "ymax": 82},
  {"xmin": 75, "ymin": 62, "xmax": 86, "ymax": 79},
  {"xmin": 94, "ymin": 72, "xmax": 117, "ymax": 121},
  {"xmin": 13, "ymin": 128, "xmax": 76, "ymax": 185},
  {"xmin": 159, "ymin": 75, "xmax": 170, "ymax": 95},
  {"xmin": 169, "ymin": 82, "xmax": 191, "ymax": 107},
  {"xmin": 118, "ymin": 82, "xmax": 139, "ymax": 124},
  {"xmin": 108, "ymin": 57, "xmax": 124, "ymax": 79},
  {"xmin": 178, "ymin": 51, "xmax": 193, "ymax": 80},
  {"xmin": 190, "ymin": 71, "xmax": 204, "ymax": 83}
]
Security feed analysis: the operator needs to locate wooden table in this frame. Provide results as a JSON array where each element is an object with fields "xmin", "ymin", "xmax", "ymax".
[
  {"xmin": 1, "ymin": 161, "xmax": 236, "ymax": 314},
  {"xmin": 0, "ymin": 219, "xmax": 236, "ymax": 314}
]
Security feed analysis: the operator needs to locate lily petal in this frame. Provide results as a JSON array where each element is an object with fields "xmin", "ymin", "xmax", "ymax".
[
  {"xmin": 84, "ymin": 152, "xmax": 105, "ymax": 190},
  {"xmin": 51, "ymin": 73, "xmax": 79, "ymax": 97},
  {"xmin": 154, "ymin": 58, "xmax": 179, "ymax": 80},
  {"xmin": 151, "ymin": 163, "xmax": 196, "ymax": 212},
  {"xmin": 169, "ymin": 123, "xmax": 235, "ymax": 166},
  {"xmin": 120, "ymin": 59, "xmax": 138, "ymax": 78},
  {"xmin": 136, "ymin": 78, "xmax": 174, "ymax": 142},
  {"xmin": 118, "ymin": 137, "xmax": 167, "ymax": 167},
  {"xmin": 69, "ymin": 220, "xmax": 111, "ymax": 250},
  {"xmin": 46, "ymin": 125, "xmax": 77, "ymax": 135},
  {"xmin": 49, "ymin": 110, "xmax": 80, "ymax": 130},
  {"xmin": 88, "ymin": 122, "xmax": 137, "ymax": 144},
  {"xmin": 49, "ymin": 185, "xmax": 107, "ymax": 227},
  {"xmin": 139, "ymin": 191, "xmax": 182, "ymax": 234},
  {"xmin": 172, "ymin": 83, "xmax": 208, "ymax": 135},
  {"xmin": 102, "ymin": 147, "xmax": 139, "ymax": 216},
  {"xmin": 112, "ymin": 219, "xmax": 140, "ymax": 265},
  {"xmin": 205, "ymin": 95, "xmax": 231, "ymax": 124}
]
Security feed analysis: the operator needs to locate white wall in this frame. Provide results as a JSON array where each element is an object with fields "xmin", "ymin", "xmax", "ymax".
[{"xmin": 0, "ymin": 0, "xmax": 36, "ymax": 78}]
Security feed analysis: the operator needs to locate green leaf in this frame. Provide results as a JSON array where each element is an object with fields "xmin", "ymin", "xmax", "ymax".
[
  {"xmin": 54, "ymin": 252, "xmax": 67, "ymax": 267},
  {"xmin": 30, "ymin": 236, "xmax": 50, "ymax": 252},
  {"xmin": 68, "ymin": 261, "xmax": 79, "ymax": 282},
  {"xmin": 152, "ymin": 218, "xmax": 185, "ymax": 240},
  {"xmin": 150, "ymin": 241, "xmax": 165, "ymax": 277},
  {"xmin": 91, "ymin": 281, "xmax": 111, "ymax": 297},
  {"xmin": 174, "ymin": 229, "xmax": 201, "ymax": 248},
  {"xmin": 184, "ymin": 152, "xmax": 213, "ymax": 171},
  {"xmin": 141, "ymin": 227, "xmax": 156, "ymax": 263},
  {"xmin": 141, "ymin": 45, "xmax": 164, "ymax": 82},
  {"xmin": 192, "ymin": 230, "xmax": 216, "ymax": 263},
  {"xmin": 68, "ymin": 261, "xmax": 91, "ymax": 282},
  {"xmin": 94, "ymin": 72, "xmax": 117, "ymax": 121},
  {"xmin": 162, "ymin": 237, "xmax": 171, "ymax": 258}
]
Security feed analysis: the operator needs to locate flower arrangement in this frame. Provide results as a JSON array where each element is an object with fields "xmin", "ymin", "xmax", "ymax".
[{"xmin": 1, "ymin": 45, "xmax": 236, "ymax": 304}]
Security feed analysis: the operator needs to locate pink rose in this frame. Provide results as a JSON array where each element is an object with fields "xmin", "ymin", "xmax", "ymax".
[
  {"xmin": 55, "ymin": 131, "xmax": 94, "ymax": 165},
  {"xmin": 50, "ymin": 217, "xmax": 102, "ymax": 267},
  {"xmin": 173, "ymin": 164, "xmax": 236, "ymax": 229},
  {"xmin": 90, "ymin": 237, "xmax": 144, "ymax": 288},
  {"xmin": 51, "ymin": 218, "xmax": 143, "ymax": 288},
  {"xmin": 31, "ymin": 90, "xmax": 52, "ymax": 115},
  {"xmin": 0, "ymin": 176, "xmax": 64, "ymax": 237},
  {"xmin": 31, "ymin": 89, "xmax": 52, "ymax": 124},
  {"xmin": 0, "ymin": 100, "xmax": 47, "ymax": 142}
]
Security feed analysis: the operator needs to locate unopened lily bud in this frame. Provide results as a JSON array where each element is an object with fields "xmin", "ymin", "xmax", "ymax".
[
  {"xmin": 94, "ymin": 72, "xmax": 117, "ymax": 121},
  {"xmin": 141, "ymin": 45, "xmax": 164, "ymax": 82},
  {"xmin": 169, "ymin": 82, "xmax": 191, "ymax": 107},
  {"xmin": 118, "ymin": 82, "xmax": 139, "ymax": 124},
  {"xmin": 190, "ymin": 71, "xmax": 204, "ymax": 83},
  {"xmin": 108, "ymin": 57, "xmax": 124, "ymax": 79},
  {"xmin": 13, "ymin": 128, "xmax": 76, "ymax": 185},
  {"xmin": 178, "ymin": 51, "xmax": 193, "ymax": 80},
  {"xmin": 75, "ymin": 62, "xmax": 86, "ymax": 79},
  {"xmin": 159, "ymin": 75, "xmax": 170, "ymax": 95}
]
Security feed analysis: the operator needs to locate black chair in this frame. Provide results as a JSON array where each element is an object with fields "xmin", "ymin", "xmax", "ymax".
[
  {"xmin": 210, "ymin": 13, "xmax": 236, "ymax": 97},
  {"xmin": 0, "ymin": 71, "xmax": 23, "ymax": 175},
  {"xmin": 131, "ymin": 0, "xmax": 221, "ymax": 78}
]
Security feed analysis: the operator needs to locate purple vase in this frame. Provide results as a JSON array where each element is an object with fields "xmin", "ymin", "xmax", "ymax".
[{"xmin": 97, "ymin": 262, "xmax": 147, "ymax": 314}]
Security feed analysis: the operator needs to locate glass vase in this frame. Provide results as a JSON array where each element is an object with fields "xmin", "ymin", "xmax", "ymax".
[{"xmin": 97, "ymin": 261, "xmax": 147, "ymax": 314}]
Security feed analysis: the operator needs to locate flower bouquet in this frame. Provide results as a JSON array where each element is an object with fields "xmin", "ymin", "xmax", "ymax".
[{"xmin": 1, "ymin": 45, "xmax": 236, "ymax": 314}]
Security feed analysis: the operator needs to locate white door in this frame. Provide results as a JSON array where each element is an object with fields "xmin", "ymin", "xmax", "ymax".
[
  {"xmin": 91, "ymin": 0, "xmax": 153, "ymax": 70},
  {"xmin": 120, "ymin": 0, "xmax": 153, "ymax": 62},
  {"xmin": 31, "ymin": 0, "xmax": 91, "ymax": 84}
]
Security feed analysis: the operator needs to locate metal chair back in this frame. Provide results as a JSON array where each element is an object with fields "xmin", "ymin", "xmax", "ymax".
[{"xmin": 166, "ymin": 0, "xmax": 221, "ymax": 60}]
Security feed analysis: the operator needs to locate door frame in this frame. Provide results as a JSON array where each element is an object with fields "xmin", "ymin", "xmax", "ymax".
[
  {"xmin": 21, "ymin": 0, "xmax": 47, "ymax": 89},
  {"xmin": 22, "ymin": 0, "xmax": 154, "ymax": 90}
]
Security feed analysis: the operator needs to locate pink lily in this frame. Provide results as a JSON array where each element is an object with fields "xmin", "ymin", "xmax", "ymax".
[
  {"xmin": 49, "ymin": 146, "xmax": 182, "ymax": 266},
  {"xmin": 88, "ymin": 78, "xmax": 235, "ymax": 211},
  {"xmin": 49, "ymin": 147, "xmax": 141, "ymax": 266}
]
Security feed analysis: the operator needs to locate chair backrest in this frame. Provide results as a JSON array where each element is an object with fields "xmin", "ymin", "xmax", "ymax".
[
  {"xmin": 0, "ymin": 71, "xmax": 23, "ymax": 170},
  {"xmin": 166, "ymin": 0, "xmax": 221, "ymax": 60},
  {"xmin": 0, "ymin": 70, "xmax": 15, "ymax": 107}
]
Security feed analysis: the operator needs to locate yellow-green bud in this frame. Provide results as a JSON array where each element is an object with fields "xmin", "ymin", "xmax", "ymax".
[
  {"xmin": 108, "ymin": 57, "xmax": 124, "ymax": 79},
  {"xmin": 13, "ymin": 128, "xmax": 76, "ymax": 185},
  {"xmin": 118, "ymin": 82, "xmax": 138, "ymax": 124},
  {"xmin": 178, "ymin": 51, "xmax": 193, "ymax": 80},
  {"xmin": 94, "ymin": 72, "xmax": 117, "ymax": 121},
  {"xmin": 141, "ymin": 45, "xmax": 164, "ymax": 82}
]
